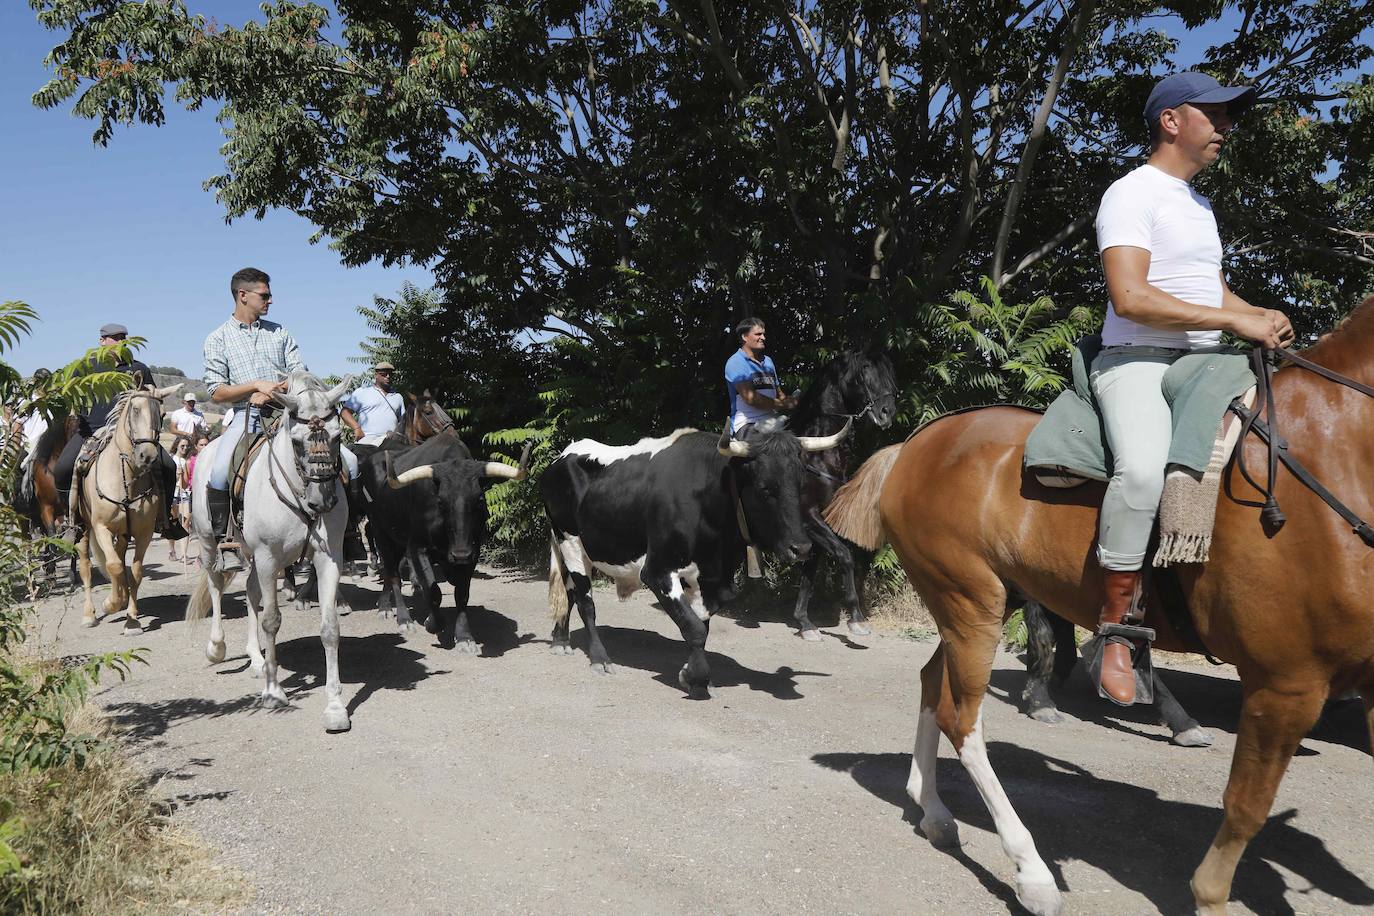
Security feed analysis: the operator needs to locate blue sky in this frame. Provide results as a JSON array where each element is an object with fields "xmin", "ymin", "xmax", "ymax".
[{"xmin": 0, "ymin": 1, "xmax": 433, "ymax": 380}]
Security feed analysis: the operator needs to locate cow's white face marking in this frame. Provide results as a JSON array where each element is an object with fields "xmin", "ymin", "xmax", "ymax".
[{"xmin": 561, "ymin": 428, "xmax": 697, "ymax": 466}]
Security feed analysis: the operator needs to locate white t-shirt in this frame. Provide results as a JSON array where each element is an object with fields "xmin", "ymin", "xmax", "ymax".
[
  {"xmin": 1096, "ymin": 164, "xmax": 1224, "ymax": 349},
  {"xmin": 169, "ymin": 406, "xmax": 207, "ymax": 435},
  {"xmin": 343, "ymin": 385, "xmax": 405, "ymax": 438}
]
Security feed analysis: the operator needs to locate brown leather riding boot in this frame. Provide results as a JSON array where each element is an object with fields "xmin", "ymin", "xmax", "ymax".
[{"xmin": 1097, "ymin": 570, "xmax": 1143, "ymax": 705}]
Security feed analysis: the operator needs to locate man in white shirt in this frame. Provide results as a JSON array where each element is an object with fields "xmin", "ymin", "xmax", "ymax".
[
  {"xmin": 1090, "ymin": 71, "xmax": 1294, "ymax": 705},
  {"xmin": 169, "ymin": 394, "xmax": 207, "ymax": 436},
  {"xmin": 342, "ymin": 361, "xmax": 404, "ymax": 444}
]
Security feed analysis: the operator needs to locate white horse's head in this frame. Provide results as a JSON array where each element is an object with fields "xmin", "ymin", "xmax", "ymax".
[{"xmin": 274, "ymin": 373, "xmax": 352, "ymax": 515}]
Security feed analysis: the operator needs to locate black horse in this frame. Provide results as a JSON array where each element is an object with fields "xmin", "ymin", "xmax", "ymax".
[
  {"xmin": 1020, "ymin": 600, "xmax": 1213, "ymax": 746},
  {"xmin": 783, "ymin": 347, "xmax": 897, "ymax": 639}
]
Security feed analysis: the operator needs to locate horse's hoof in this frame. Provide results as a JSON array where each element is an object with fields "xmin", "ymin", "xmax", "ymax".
[
  {"xmin": 847, "ymin": 619, "xmax": 872, "ymax": 637},
  {"xmin": 550, "ymin": 643, "xmax": 574, "ymax": 656},
  {"xmin": 1029, "ymin": 706, "xmax": 1064, "ymax": 725},
  {"xmin": 82, "ymin": 617, "xmax": 99, "ymax": 629},
  {"xmin": 423, "ymin": 614, "xmax": 442, "ymax": 635},
  {"xmin": 323, "ymin": 707, "xmax": 352, "ymax": 733},
  {"xmin": 455, "ymin": 640, "xmax": 479, "ymax": 654},
  {"xmin": 398, "ymin": 621, "xmax": 415, "ymax": 634},
  {"xmin": 799, "ymin": 628, "xmax": 823, "ymax": 642},
  {"xmin": 205, "ymin": 641, "xmax": 226, "ymax": 664},
  {"xmin": 1171, "ymin": 726, "xmax": 1214, "ymax": 748},
  {"xmin": 679, "ymin": 666, "xmax": 711, "ymax": 699},
  {"xmin": 249, "ymin": 663, "xmax": 265, "ymax": 680},
  {"xmin": 590, "ymin": 661, "xmax": 614, "ymax": 675},
  {"xmin": 920, "ymin": 816, "xmax": 961, "ymax": 849},
  {"xmin": 1015, "ymin": 879, "xmax": 1062, "ymax": 916},
  {"xmin": 122, "ymin": 621, "xmax": 143, "ymax": 636},
  {"xmin": 258, "ymin": 691, "xmax": 288, "ymax": 709}
]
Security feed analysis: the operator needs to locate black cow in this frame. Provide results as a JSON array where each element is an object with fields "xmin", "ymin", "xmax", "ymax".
[
  {"xmin": 542, "ymin": 421, "xmax": 849, "ymax": 699},
  {"xmin": 360, "ymin": 430, "xmax": 530, "ymax": 650}
]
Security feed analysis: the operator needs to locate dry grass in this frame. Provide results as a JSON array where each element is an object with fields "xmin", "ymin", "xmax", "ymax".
[
  {"xmin": 864, "ymin": 583, "xmax": 936, "ymax": 639},
  {"xmin": 1, "ymin": 707, "xmax": 252, "ymax": 915}
]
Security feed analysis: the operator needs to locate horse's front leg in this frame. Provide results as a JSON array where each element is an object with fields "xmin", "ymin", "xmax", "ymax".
[
  {"xmin": 76, "ymin": 530, "xmax": 97, "ymax": 627},
  {"xmin": 313, "ymin": 550, "xmax": 351, "ymax": 732},
  {"xmin": 253, "ymin": 555, "xmax": 288, "ymax": 708},
  {"xmin": 244, "ymin": 559, "xmax": 266, "ymax": 677},
  {"xmin": 122, "ymin": 526, "xmax": 152, "ymax": 634},
  {"xmin": 92, "ymin": 525, "xmax": 126, "ymax": 619}
]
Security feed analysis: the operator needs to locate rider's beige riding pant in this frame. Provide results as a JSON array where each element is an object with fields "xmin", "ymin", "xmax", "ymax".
[{"xmin": 1090, "ymin": 345, "xmax": 1189, "ymax": 571}]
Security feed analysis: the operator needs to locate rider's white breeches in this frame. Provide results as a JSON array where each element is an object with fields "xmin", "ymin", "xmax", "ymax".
[
  {"xmin": 209, "ymin": 409, "xmax": 257, "ymax": 491},
  {"xmin": 1091, "ymin": 346, "xmax": 1188, "ymax": 571},
  {"xmin": 209, "ymin": 409, "xmax": 357, "ymax": 490}
]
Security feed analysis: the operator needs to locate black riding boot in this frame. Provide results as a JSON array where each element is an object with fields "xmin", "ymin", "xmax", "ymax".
[
  {"xmin": 206, "ymin": 487, "xmax": 243, "ymax": 572},
  {"xmin": 343, "ymin": 477, "xmax": 368, "ymax": 562},
  {"xmin": 159, "ymin": 452, "xmax": 188, "ymax": 540}
]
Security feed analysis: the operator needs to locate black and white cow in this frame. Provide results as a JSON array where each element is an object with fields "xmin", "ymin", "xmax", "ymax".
[
  {"xmin": 541, "ymin": 421, "xmax": 849, "ymax": 698},
  {"xmin": 361, "ymin": 430, "xmax": 530, "ymax": 650}
]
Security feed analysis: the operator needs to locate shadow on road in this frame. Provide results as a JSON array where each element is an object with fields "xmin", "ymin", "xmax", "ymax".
[
  {"xmin": 107, "ymin": 694, "xmax": 268, "ymax": 743},
  {"xmin": 987, "ymin": 663, "xmax": 1371, "ymax": 754},
  {"xmin": 464, "ymin": 605, "xmax": 537, "ymax": 658},
  {"xmin": 813, "ymin": 744, "xmax": 1374, "ymax": 915},
  {"xmin": 274, "ymin": 631, "xmax": 446, "ymax": 717},
  {"xmin": 568, "ymin": 624, "xmax": 832, "ymax": 699}
]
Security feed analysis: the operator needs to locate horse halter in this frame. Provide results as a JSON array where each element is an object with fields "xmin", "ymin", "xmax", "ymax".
[
  {"xmin": 296, "ymin": 412, "xmax": 341, "ymax": 483},
  {"xmin": 415, "ymin": 400, "xmax": 455, "ymax": 440},
  {"xmin": 118, "ymin": 390, "xmax": 164, "ymax": 453}
]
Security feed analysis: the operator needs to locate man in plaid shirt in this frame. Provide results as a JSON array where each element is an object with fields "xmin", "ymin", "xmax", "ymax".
[{"xmin": 204, "ymin": 267, "xmax": 359, "ymax": 570}]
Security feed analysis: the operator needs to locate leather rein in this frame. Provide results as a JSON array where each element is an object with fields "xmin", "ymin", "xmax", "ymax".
[
  {"xmin": 93, "ymin": 390, "xmax": 166, "ymax": 539},
  {"xmin": 1229, "ymin": 347, "xmax": 1374, "ymax": 547}
]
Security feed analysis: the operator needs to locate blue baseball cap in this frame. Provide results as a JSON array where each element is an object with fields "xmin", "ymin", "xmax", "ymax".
[{"xmin": 1144, "ymin": 71, "xmax": 1257, "ymax": 129}]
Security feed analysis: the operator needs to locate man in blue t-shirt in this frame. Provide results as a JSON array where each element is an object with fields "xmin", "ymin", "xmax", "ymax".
[
  {"xmin": 342, "ymin": 361, "xmax": 405, "ymax": 444},
  {"xmin": 725, "ymin": 317, "xmax": 797, "ymax": 438}
]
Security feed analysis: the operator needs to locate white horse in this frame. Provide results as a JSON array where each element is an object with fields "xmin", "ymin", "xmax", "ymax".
[{"xmin": 185, "ymin": 372, "xmax": 354, "ymax": 732}]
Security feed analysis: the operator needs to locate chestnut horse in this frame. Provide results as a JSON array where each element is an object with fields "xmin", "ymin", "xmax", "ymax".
[{"xmin": 825, "ymin": 297, "xmax": 1374, "ymax": 915}]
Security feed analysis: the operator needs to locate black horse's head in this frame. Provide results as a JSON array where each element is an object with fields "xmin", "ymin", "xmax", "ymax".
[{"xmin": 832, "ymin": 347, "xmax": 898, "ymax": 428}]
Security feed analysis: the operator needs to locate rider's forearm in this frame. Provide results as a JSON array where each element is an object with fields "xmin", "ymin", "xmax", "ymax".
[
  {"xmin": 1219, "ymin": 285, "xmax": 1268, "ymax": 317},
  {"xmin": 1108, "ymin": 281, "xmax": 1242, "ymax": 335},
  {"xmin": 210, "ymin": 381, "xmax": 262, "ymax": 404}
]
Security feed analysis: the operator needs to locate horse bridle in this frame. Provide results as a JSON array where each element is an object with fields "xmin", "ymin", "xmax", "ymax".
[
  {"xmin": 413, "ymin": 400, "xmax": 456, "ymax": 441},
  {"xmin": 93, "ymin": 390, "xmax": 165, "ymax": 537},
  {"xmin": 1230, "ymin": 347, "xmax": 1374, "ymax": 548},
  {"xmin": 265, "ymin": 407, "xmax": 342, "ymax": 526}
]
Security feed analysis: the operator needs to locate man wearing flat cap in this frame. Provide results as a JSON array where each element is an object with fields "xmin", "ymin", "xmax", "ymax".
[
  {"xmin": 55, "ymin": 322, "xmax": 186, "ymax": 540},
  {"xmin": 1086, "ymin": 71, "xmax": 1296, "ymax": 706},
  {"xmin": 341, "ymin": 361, "xmax": 404, "ymax": 444}
]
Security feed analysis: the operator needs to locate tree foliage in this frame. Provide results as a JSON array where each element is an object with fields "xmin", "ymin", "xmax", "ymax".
[{"xmin": 27, "ymin": 0, "xmax": 1374, "ymax": 541}]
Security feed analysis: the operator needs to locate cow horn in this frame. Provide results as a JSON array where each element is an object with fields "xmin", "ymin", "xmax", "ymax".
[
  {"xmin": 326, "ymin": 375, "xmax": 354, "ymax": 405},
  {"xmin": 482, "ymin": 461, "xmax": 523, "ymax": 480},
  {"xmin": 717, "ymin": 422, "xmax": 750, "ymax": 458},
  {"xmin": 153, "ymin": 383, "xmax": 183, "ymax": 399},
  {"xmin": 797, "ymin": 417, "xmax": 852, "ymax": 452},
  {"xmin": 388, "ymin": 464, "xmax": 436, "ymax": 488}
]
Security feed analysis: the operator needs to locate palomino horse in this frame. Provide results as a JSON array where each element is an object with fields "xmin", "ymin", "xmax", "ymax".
[
  {"xmin": 826, "ymin": 297, "xmax": 1374, "ymax": 914},
  {"xmin": 785, "ymin": 347, "xmax": 897, "ymax": 639},
  {"xmin": 74, "ymin": 385, "xmax": 181, "ymax": 631},
  {"xmin": 185, "ymin": 372, "xmax": 353, "ymax": 732}
]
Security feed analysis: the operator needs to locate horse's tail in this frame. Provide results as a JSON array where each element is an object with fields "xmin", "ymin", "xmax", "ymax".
[
  {"xmin": 824, "ymin": 443, "xmax": 902, "ymax": 550},
  {"xmin": 548, "ymin": 533, "xmax": 570, "ymax": 624},
  {"xmin": 184, "ymin": 567, "xmax": 235, "ymax": 625}
]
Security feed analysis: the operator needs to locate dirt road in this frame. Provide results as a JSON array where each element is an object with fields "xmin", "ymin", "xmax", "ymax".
[{"xmin": 32, "ymin": 542, "xmax": 1373, "ymax": 915}]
